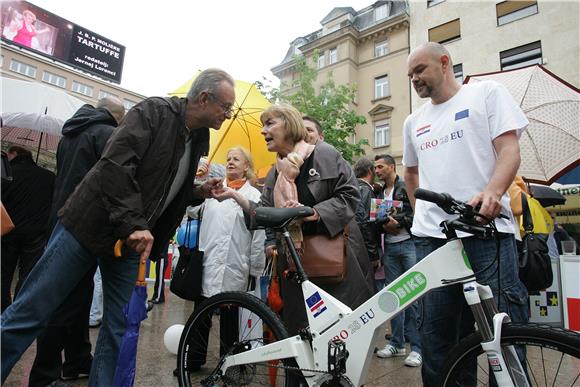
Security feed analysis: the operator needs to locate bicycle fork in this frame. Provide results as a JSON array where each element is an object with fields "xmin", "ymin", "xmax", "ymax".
[{"xmin": 463, "ymin": 282, "xmax": 529, "ymax": 387}]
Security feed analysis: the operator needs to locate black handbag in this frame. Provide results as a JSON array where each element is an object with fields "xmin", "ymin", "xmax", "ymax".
[
  {"xmin": 517, "ymin": 194, "xmax": 553, "ymax": 292},
  {"xmin": 170, "ymin": 210, "xmax": 204, "ymax": 301}
]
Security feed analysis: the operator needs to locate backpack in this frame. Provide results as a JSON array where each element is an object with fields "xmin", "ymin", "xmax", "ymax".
[{"xmin": 517, "ymin": 194, "xmax": 553, "ymax": 292}]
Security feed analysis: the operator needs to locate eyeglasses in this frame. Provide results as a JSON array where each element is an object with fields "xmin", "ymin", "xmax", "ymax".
[{"xmin": 208, "ymin": 93, "xmax": 234, "ymax": 116}]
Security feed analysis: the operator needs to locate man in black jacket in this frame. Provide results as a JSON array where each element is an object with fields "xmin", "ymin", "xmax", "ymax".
[
  {"xmin": 374, "ymin": 154, "xmax": 422, "ymax": 367},
  {"xmin": 1, "ymin": 146, "xmax": 55, "ymax": 312},
  {"xmin": 29, "ymin": 97, "xmax": 125, "ymax": 387},
  {"xmin": 353, "ymin": 157, "xmax": 381, "ymax": 286},
  {"xmin": 1, "ymin": 69, "xmax": 235, "ymax": 386}
]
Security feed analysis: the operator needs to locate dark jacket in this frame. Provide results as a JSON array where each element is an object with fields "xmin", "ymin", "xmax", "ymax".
[
  {"xmin": 355, "ymin": 178, "xmax": 381, "ymax": 262},
  {"xmin": 49, "ymin": 104, "xmax": 118, "ymax": 231},
  {"xmin": 377, "ymin": 175, "xmax": 414, "ymax": 233},
  {"xmin": 59, "ymin": 97, "xmax": 209, "ymax": 260},
  {"xmin": 1, "ymin": 155, "xmax": 55, "ymax": 238},
  {"xmin": 248, "ymin": 141, "xmax": 375, "ymax": 335}
]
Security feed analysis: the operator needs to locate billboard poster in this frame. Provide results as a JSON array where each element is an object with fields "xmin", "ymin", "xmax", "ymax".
[{"xmin": 0, "ymin": 1, "xmax": 125, "ymax": 83}]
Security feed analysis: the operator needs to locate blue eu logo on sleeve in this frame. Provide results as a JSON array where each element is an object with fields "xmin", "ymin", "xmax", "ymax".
[{"xmin": 455, "ymin": 109, "xmax": 469, "ymax": 121}]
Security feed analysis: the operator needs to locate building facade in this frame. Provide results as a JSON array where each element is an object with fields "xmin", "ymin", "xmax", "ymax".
[
  {"xmin": 272, "ymin": 1, "xmax": 411, "ymax": 162},
  {"xmin": 1, "ymin": 42, "xmax": 145, "ymax": 110},
  {"xmin": 272, "ymin": 0, "xmax": 579, "ymax": 163},
  {"xmin": 409, "ymin": 0, "xmax": 579, "ymax": 109}
]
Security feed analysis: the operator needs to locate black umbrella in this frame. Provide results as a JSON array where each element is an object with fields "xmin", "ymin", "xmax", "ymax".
[{"xmin": 529, "ymin": 184, "xmax": 566, "ymax": 207}]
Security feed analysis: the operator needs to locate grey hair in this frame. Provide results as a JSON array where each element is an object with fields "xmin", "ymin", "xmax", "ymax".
[
  {"xmin": 186, "ymin": 68, "xmax": 235, "ymax": 101},
  {"xmin": 354, "ymin": 157, "xmax": 374, "ymax": 178}
]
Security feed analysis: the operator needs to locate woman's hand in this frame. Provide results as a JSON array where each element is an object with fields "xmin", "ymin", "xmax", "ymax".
[
  {"xmin": 283, "ymin": 200, "xmax": 319, "ymax": 222},
  {"xmin": 211, "ymin": 185, "xmax": 234, "ymax": 201},
  {"xmin": 198, "ymin": 178, "xmax": 223, "ymax": 198}
]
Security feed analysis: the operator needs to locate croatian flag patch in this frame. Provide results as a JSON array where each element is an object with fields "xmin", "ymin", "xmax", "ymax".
[
  {"xmin": 455, "ymin": 109, "xmax": 469, "ymax": 121},
  {"xmin": 416, "ymin": 124, "xmax": 431, "ymax": 137},
  {"xmin": 306, "ymin": 291, "xmax": 327, "ymax": 318}
]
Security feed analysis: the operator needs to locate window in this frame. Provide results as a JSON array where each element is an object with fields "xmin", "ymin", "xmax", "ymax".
[
  {"xmin": 328, "ymin": 48, "xmax": 337, "ymax": 65},
  {"xmin": 124, "ymin": 99, "xmax": 137, "ymax": 110},
  {"xmin": 375, "ymin": 119, "xmax": 390, "ymax": 147},
  {"xmin": 500, "ymin": 41, "xmax": 542, "ymax": 70},
  {"xmin": 453, "ymin": 64, "xmax": 463, "ymax": 83},
  {"xmin": 72, "ymin": 81, "xmax": 93, "ymax": 97},
  {"xmin": 375, "ymin": 39, "xmax": 389, "ymax": 57},
  {"xmin": 427, "ymin": 0, "xmax": 445, "ymax": 7},
  {"xmin": 496, "ymin": 1, "xmax": 538, "ymax": 26},
  {"xmin": 99, "ymin": 90, "xmax": 119, "ymax": 99},
  {"xmin": 42, "ymin": 71, "xmax": 66, "ymax": 88},
  {"xmin": 9, "ymin": 59, "xmax": 36, "ymax": 78},
  {"xmin": 374, "ymin": 75, "xmax": 389, "ymax": 99},
  {"xmin": 317, "ymin": 53, "xmax": 325, "ymax": 69},
  {"xmin": 428, "ymin": 18, "xmax": 460, "ymax": 44},
  {"xmin": 375, "ymin": 4, "xmax": 388, "ymax": 21},
  {"xmin": 427, "ymin": 0, "xmax": 445, "ymax": 8}
]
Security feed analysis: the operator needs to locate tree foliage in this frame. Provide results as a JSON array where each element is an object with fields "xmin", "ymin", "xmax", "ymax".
[{"xmin": 258, "ymin": 53, "xmax": 368, "ymax": 163}]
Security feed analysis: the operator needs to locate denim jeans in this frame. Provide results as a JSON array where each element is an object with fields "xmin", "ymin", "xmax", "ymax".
[
  {"xmin": 414, "ymin": 234, "xmax": 529, "ymax": 387},
  {"xmin": 383, "ymin": 238, "xmax": 421, "ymax": 353},
  {"xmin": 90, "ymin": 267, "xmax": 103, "ymax": 325},
  {"xmin": 1, "ymin": 222, "xmax": 139, "ymax": 387}
]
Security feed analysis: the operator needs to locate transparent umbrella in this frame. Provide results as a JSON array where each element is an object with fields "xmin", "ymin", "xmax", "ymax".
[{"xmin": 1, "ymin": 77, "xmax": 85, "ymax": 159}]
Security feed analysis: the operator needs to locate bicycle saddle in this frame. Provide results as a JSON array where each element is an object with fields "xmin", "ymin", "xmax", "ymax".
[{"xmin": 254, "ymin": 206, "xmax": 314, "ymax": 229}]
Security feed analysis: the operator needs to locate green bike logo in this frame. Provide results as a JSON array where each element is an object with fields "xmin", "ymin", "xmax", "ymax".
[
  {"xmin": 387, "ymin": 271, "xmax": 427, "ymax": 306},
  {"xmin": 462, "ymin": 249, "xmax": 472, "ymax": 270}
]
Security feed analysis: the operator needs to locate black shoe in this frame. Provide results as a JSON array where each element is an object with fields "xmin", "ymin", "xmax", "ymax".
[
  {"xmin": 146, "ymin": 301, "xmax": 154, "ymax": 312},
  {"xmin": 61, "ymin": 370, "xmax": 89, "ymax": 381},
  {"xmin": 152, "ymin": 299, "xmax": 164, "ymax": 304},
  {"xmin": 46, "ymin": 380, "xmax": 73, "ymax": 387}
]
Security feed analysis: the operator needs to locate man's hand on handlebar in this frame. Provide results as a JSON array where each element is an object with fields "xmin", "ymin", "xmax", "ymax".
[{"xmin": 468, "ymin": 190, "xmax": 503, "ymax": 224}]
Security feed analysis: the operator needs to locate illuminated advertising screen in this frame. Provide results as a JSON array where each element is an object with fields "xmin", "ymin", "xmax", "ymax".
[{"xmin": 0, "ymin": 1, "xmax": 125, "ymax": 83}]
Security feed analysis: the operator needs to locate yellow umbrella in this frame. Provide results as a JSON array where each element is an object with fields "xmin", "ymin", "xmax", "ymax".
[{"xmin": 169, "ymin": 75, "xmax": 276, "ymax": 178}]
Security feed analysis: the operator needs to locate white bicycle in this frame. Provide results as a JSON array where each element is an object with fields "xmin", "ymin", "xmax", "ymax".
[{"xmin": 177, "ymin": 188, "xmax": 580, "ymax": 386}]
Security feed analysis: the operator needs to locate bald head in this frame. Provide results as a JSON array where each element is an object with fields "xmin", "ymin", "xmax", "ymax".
[
  {"xmin": 96, "ymin": 96, "xmax": 125, "ymax": 125},
  {"xmin": 410, "ymin": 42, "xmax": 453, "ymax": 66},
  {"xmin": 407, "ymin": 42, "xmax": 459, "ymax": 104}
]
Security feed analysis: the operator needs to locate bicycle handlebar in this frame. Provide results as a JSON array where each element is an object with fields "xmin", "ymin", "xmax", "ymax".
[
  {"xmin": 414, "ymin": 188, "xmax": 454, "ymax": 208},
  {"xmin": 414, "ymin": 188, "xmax": 509, "ymax": 220}
]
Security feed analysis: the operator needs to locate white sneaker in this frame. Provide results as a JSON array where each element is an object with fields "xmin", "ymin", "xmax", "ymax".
[
  {"xmin": 376, "ymin": 344, "xmax": 406, "ymax": 358},
  {"xmin": 404, "ymin": 351, "xmax": 422, "ymax": 367}
]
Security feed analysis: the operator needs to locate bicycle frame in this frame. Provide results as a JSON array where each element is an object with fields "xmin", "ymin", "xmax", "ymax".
[{"xmin": 219, "ymin": 237, "xmax": 525, "ymax": 386}]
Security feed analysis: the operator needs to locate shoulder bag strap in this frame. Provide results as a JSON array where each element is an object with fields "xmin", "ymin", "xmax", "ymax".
[{"xmin": 521, "ymin": 194, "xmax": 534, "ymax": 233}]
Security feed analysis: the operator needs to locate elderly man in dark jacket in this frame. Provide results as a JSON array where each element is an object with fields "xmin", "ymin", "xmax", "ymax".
[
  {"xmin": 29, "ymin": 97, "xmax": 125, "ymax": 387},
  {"xmin": 1, "ymin": 146, "xmax": 55, "ymax": 312},
  {"xmin": 1, "ymin": 68, "xmax": 236, "ymax": 386}
]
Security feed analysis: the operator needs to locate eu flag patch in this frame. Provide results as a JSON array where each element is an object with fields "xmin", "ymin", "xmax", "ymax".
[{"xmin": 455, "ymin": 109, "xmax": 469, "ymax": 121}]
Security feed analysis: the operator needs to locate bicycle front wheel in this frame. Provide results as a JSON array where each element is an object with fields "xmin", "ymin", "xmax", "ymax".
[
  {"xmin": 438, "ymin": 323, "xmax": 580, "ymax": 387},
  {"xmin": 177, "ymin": 291, "xmax": 301, "ymax": 387}
]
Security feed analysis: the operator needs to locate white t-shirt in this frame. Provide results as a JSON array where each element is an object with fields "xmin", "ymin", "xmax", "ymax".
[{"xmin": 403, "ymin": 81, "xmax": 528, "ymax": 238}]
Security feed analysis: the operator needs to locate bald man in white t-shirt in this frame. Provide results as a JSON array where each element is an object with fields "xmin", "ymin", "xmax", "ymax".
[{"xmin": 402, "ymin": 42, "xmax": 529, "ymax": 386}]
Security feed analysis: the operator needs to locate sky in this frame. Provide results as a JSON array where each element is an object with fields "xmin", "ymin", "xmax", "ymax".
[{"xmin": 29, "ymin": 0, "xmax": 374, "ymax": 97}]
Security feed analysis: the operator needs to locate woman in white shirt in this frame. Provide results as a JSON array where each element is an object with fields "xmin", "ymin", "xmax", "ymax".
[{"xmin": 188, "ymin": 147, "xmax": 266, "ymax": 371}]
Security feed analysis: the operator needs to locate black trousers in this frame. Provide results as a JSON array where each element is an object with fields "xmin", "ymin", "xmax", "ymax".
[
  {"xmin": 188, "ymin": 297, "xmax": 239, "ymax": 368},
  {"xmin": 1, "ymin": 232, "xmax": 47, "ymax": 312},
  {"xmin": 28, "ymin": 265, "xmax": 97, "ymax": 387},
  {"xmin": 151, "ymin": 250, "xmax": 168, "ymax": 302}
]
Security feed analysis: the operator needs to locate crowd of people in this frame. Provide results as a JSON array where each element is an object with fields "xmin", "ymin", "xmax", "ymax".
[{"xmin": 1, "ymin": 42, "xmax": 568, "ymax": 386}]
